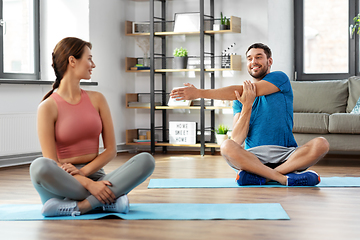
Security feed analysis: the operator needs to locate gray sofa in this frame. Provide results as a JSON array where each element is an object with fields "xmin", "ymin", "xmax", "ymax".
[{"xmin": 290, "ymin": 76, "xmax": 360, "ymax": 152}]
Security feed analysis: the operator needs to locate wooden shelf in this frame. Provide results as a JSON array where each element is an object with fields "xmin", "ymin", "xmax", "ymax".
[
  {"xmin": 127, "ymin": 106, "xmax": 231, "ymax": 110},
  {"xmin": 205, "ymin": 106, "xmax": 232, "ymax": 110},
  {"xmin": 126, "ymin": 97, "xmax": 232, "ymax": 110},
  {"xmin": 127, "ymin": 106, "xmax": 151, "ymax": 109},
  {"xmin": 204, "ymin": 143, "xmax": 221, "ymax": 148},
  {"xmin": 125, "ymin": 17, "xmax": 241, "ymax": 36},
  {"xmin": 155, "ymin": 106, "xmax": 201, "ymax": 110},
  {"xmin": 126, "ymin": 129, "xmax": 152, "ymax": 145},
  {"xmin": 125, "ymin": 57, "xmax": 150, "ymax": 72},
  {"xmin": 206, "ymin": 16, "xmax": 241, "ymax": 34},
  {"xmin": 128, "ymin": 142, "xmax": 221, "ymax": 147},
  {"xmin": 126, "ymin": 129, "xmax": 139, "ymax": 145},
  {"xmin": 156, "ymin": 143, "xmax": 201, "ymax": 147},
  {"xmin": 126, "ymin": 93, "xmax": 161, "ymax": 108},
  {"xmin": 125, "ymin": 55, "xmax": 241, "ymax": 73},
  {"xmin": 128, "ymin": 142, "xmax": 221, "ymax": 148},
  {"xmin": 126, "ymin": 93, "xmax": 137, "ymax": 108}
]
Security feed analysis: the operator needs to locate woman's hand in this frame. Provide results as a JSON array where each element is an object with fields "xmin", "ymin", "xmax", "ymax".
[
  {"xmin": 235, "ymin": 80, "xmax": 256, "ymax": 108},
  {"xmin": 61, "ymin": 163, "xmax": 85, "ymax": 176},
  {"xmin": 61, "ymin": 162, "xmax": 116, "ymax": 204},
  {"xmin": 86, "ymin": 180, "xmax": 116, "ymax": 204},
  {"xmin": 170, "ymin": 83, "xmax": 198, "ymax": 100}
]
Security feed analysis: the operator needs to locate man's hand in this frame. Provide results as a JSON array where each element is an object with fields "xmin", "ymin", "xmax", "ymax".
[
  {"xmin": 170, "ymin": 83, "xmax": 198, "ymax": 100},
  {"xmin": 231, "ymin": 81, "xmax": 256, "ymax": 146},
  {"xmin": 235, "ymin": 80, "xmax": 256, "ymax": 107}
]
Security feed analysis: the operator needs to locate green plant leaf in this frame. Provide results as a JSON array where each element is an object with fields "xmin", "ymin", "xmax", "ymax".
[
  {"xmin": 215, "ymin": 124, "xmax": 229, "ymax": 134},
  {"xmin": 173, "ymin": 47, "xmax": 188, "ymax": 57}
]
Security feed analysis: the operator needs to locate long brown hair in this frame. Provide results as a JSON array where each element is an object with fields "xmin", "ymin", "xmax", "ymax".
[{"xmin": 42, "ymin": 37, "xmax": 92, "ymax": 101}]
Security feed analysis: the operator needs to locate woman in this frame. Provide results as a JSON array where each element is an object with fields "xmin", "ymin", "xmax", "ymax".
[{"xmin": 30, "ymin": 37, "xmax": 155, "ymax": 217}]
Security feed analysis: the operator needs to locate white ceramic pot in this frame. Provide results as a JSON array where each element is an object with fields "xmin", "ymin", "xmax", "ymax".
[
  {"xmin": 215, "ymin": 134, "xmax": 228, "ymax": 145},
  {"xmin": 213, "ymin": 24, "xmax": 220, "ymax": 31}
]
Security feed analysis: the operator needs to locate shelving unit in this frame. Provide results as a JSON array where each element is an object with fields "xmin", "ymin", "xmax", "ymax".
[{"xmin": 125, "ymin": 0, "xmax": 241, "ymax": 155}]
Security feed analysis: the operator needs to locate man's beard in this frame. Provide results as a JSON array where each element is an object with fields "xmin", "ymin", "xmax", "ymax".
[{"xmin": 248, "ymin": 64, "xmax": 269, "ymax": 80}]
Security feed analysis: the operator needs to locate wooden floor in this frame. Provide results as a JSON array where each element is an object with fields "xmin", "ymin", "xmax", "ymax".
[{"xmin": 0, "ymin": 152, "xmax": 360, "ymax": 240}]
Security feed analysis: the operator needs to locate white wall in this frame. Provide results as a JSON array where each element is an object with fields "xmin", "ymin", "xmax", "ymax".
[
  {"xmin": 0, "ymin": 0, "xmax": 293, "ymax": 156},
  {"xmin": 268, "ymin": 0, "xmax": 294, "ymax": 78},
  {"xmin": 40, "ymin": 0, "xmax": 90, "ymax": 82},
  {"xmin": 88, "ymin": 0, "xmax": 134, "ymax": 145}
]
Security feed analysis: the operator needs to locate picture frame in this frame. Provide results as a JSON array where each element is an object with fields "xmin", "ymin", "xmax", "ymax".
[
  {"xmin": 169, "ymin": 121, "xmax": 196, "ymax": 144},
  {"xmin": 132, "ymin": 22, "xmax": 150, "ymax": 33},
  {"xmin": 173, "ymin": 12, "xmax": 200, "ymax": 32},
  {"xmin": 132, "ymin": 21, "xmax": 161, "ymax": 33}
]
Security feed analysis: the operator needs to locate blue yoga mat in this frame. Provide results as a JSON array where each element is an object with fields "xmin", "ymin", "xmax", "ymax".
[
  {"xmin": 148, "ymin": 177, "xmax": 360, "ymax": 189},
  {"xmin": 0, "ymin": 203, "xmax": 289, "ymax": 221}
]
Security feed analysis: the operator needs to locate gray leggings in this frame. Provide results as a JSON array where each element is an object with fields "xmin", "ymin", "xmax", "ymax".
[{"xmin": 29, "ymin": 152, "xmax": 155, "ymax": 209}]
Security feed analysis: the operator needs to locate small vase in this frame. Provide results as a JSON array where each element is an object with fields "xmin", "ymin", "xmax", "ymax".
[
  {"xmin": 174, "ymin": 56, "xmax": 188, "ymax": 69},
  {"xmin": 220, "ymin": 25, "xmax": 229, "ymax": 30},
  {"xmin": 213, "ymin": 24, "xmax": 220, "ymax": 31},
  {"xmin": 215, "ymin": 134, "xmax": 228, "ymax": 145},
  {"xmin": 143, "ymin": 52, "xmax": 150, "ymax": 67}
]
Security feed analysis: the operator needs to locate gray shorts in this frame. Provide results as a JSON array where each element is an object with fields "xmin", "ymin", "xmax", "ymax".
[{"xmin": 247, "ymin": 145, "xmax": 297, "ymax": 168}]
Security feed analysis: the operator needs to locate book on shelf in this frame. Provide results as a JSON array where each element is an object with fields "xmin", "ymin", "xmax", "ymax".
[
  {"xmin": 130, "ymin": 66, "xmax": 150, "ymax": 70},
  {"xmin": 167, "ymin": 87, "xmax": 192, "ymax": 107}
]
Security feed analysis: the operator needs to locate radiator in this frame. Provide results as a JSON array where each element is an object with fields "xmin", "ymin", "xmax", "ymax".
[{"xmin": 0, "ymin": 113, "xmax": 41, "ymax": 156}]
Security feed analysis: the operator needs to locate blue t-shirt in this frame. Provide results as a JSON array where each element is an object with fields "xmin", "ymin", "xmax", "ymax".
[{"xmin": 232, "ymin": 71, "xmax": 297, "ymax": 149}]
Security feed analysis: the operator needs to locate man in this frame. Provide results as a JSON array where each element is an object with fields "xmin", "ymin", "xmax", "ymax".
[{"xmin": 170, "ymin": 43, "xmax": 329, "ymax": 186}]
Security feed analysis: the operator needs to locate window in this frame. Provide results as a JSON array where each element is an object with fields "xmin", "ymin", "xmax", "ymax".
[
  {"xmin": 295, "ymin": 0, "xmax": 358, "ymax": 80},
  {"xmin": 0, "ymin": 0, "xmax": 39, "ymax": 80}
]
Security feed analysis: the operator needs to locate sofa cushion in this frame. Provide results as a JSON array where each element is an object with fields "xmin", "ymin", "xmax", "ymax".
[
  {"xmin": 329, "ymin": 113, "xmax": 360, "ymax": 134},
  {"xmin": 351, "ymin": 97, "xmax": 360, "ymax": 114},
  {"xmin": 347, "ymin": 76, "xmax": 360, "ymax": 113},
  {"xmin": 291, "ymin": 80, "xmax": 348, "ymax": 114},
  {"xmin": 293, "ymin": 113, "xmax": 329, "ymax": 134}
]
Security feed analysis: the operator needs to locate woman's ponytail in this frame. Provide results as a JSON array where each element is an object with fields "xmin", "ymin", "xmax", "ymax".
[{"xmin": 41, "ymin": 37, "xmax": 92, "ymax": 102}]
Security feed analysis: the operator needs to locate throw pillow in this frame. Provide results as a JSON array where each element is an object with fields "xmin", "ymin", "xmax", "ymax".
[{"xmin": 351, "ymin": 97, "xmax": 360, "ymax": 114}]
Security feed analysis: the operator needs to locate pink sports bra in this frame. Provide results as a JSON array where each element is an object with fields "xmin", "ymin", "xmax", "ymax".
[{"xmin": 51, "ymin": 89, "xmax": 102, "ymax": 159}]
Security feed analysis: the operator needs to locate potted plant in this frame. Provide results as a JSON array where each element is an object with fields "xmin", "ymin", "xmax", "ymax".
[
  {"xmin": 173, "ymin": 47, "xmax": 188, "ymax": 69},
  {"xmin": 220, "ymin": 12, "xmax": 230, "ymax": 30},
  {"xmin": 226, "ymin": 18, "xmax": 230, "ymax": 29},
  {"xmin": 214, "ymin": 124, "xmax": 229, "ymax": 145},
  {"xmin": 351, "ymin": 13, "xmax": 360, "ymax": 36}
]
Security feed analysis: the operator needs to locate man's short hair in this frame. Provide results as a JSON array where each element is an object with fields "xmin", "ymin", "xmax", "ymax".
[{"xmin": 246, "ymin": 43, "xmax": 272, "ymax": 59}]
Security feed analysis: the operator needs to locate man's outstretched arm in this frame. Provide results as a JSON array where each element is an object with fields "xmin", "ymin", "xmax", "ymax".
[
  {"xmin": 170, "ymin": 83, "xmax": 242, "ymax": 101},
  {"xmin": 170, "ymin": 81, "xmax": 279, "ymax": 101}
]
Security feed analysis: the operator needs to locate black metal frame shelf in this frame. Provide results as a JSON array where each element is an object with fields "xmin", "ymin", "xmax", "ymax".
[{"xmin": 126, "ymin": 0, "xmax": 241, "ymax": 155}]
